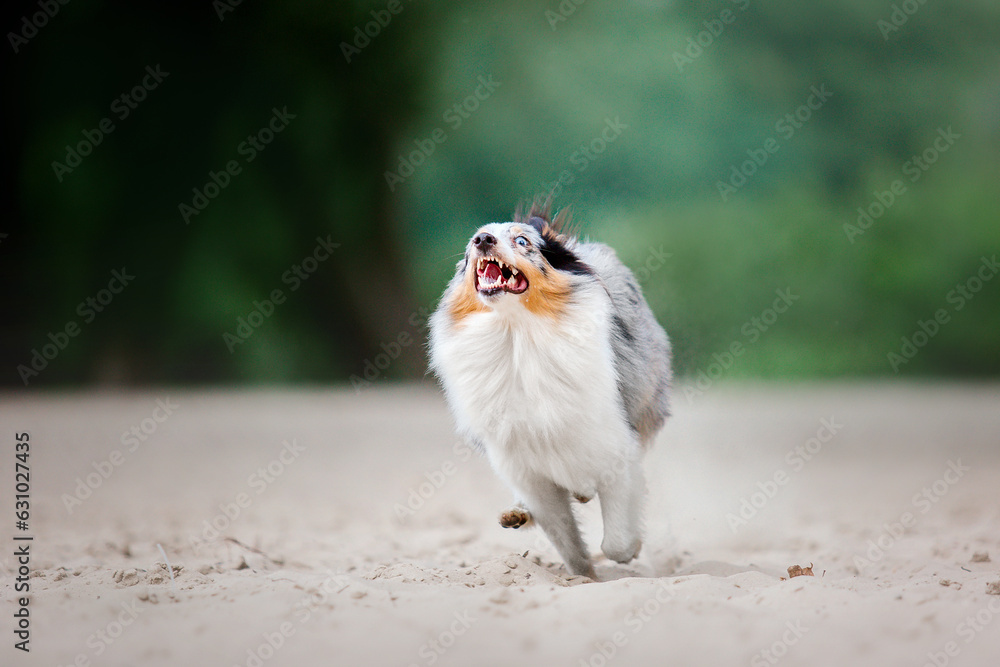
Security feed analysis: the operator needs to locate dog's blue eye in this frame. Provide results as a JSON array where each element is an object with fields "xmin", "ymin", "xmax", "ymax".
[{"xmin": 515, "ymin": 236, "xmax": 529, "ymax": 247}]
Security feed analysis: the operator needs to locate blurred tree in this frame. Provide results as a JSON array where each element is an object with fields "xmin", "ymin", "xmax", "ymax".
[{"xmin": 2, "ymin": 0, "xmax": 447, "ymax": 384}]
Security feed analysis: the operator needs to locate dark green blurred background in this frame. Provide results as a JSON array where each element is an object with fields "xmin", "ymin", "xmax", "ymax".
[{"xmin": 3, "ymin": 0, "xmax": 999, "ymax": 387}]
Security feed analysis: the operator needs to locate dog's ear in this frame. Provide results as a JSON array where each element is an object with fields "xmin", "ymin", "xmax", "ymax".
[{"xmin": 515, "ymin": 197, "xmax": 576, "ymax": 240}]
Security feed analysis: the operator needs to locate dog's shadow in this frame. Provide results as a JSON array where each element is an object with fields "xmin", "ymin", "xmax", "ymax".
[{"xmin": 594, "ymin": 556, "xmax": 772, "ymax": 582}]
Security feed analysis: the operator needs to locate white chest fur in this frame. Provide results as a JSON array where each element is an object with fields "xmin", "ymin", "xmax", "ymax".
[{"xmin": 430, "ymin": 293, "xmax": 633, "ymax": 494}]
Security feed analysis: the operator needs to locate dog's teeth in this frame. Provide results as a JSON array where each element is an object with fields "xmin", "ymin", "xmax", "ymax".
[
  {"xmin": 507, "ymin": 275, "xmax": 516, "ymax": 287},
  {"xmin": 511, "ymin": 267, "xmax": 518, "ymax": 275}
]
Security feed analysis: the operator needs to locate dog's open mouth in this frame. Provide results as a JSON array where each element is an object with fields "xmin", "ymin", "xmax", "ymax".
[{"xmin": 476, "ymin": 256, "xmax": 529, "ymax": 295}]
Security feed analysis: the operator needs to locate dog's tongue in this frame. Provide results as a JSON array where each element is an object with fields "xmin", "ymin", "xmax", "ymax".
[{"xmin": 483, "ymin": 262, "xmax": 503, "ymax": 283}]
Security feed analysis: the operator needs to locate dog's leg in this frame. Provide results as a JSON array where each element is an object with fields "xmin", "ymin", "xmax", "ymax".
[
  {"xmin": 597, "ymin": 453, "xmax": 645, "ymax": 564},
  {"xmin": 519, "ymin": 477, "xmax": 595, "ymax": 579}
]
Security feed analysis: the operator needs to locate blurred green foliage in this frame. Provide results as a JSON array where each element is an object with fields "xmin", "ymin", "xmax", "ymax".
[{"xmin": 3, "ymin": 0, "xmax": 999, "ymax": 386}]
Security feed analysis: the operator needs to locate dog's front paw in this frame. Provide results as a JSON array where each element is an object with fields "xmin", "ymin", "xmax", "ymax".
[
  {"xmin": 499, "ymin": 507, "xmax": 533, "ymax": 529},
  {"xmin": 602, "ymin": 536, "xmax": 642, "ymax": 564}
]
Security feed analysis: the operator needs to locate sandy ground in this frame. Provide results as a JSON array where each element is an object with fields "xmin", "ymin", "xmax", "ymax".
[{"xmin": 1, "ymin": 382, "xmax": 999, "ymax": 667}]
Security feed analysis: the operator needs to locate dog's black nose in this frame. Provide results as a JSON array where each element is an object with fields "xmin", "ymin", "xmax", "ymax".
[{"xmin": 473, "ymin": 232, "xmax": 496, "ymax": 250}]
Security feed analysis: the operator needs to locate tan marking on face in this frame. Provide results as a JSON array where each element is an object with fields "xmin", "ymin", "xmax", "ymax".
[
  {"xmin": 447, "ymin": 264, "xmax": 488, "ymax": 323},
  {"xmin": 517, "ymin": 259, "xmax": 571, "ymax": 318}
]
